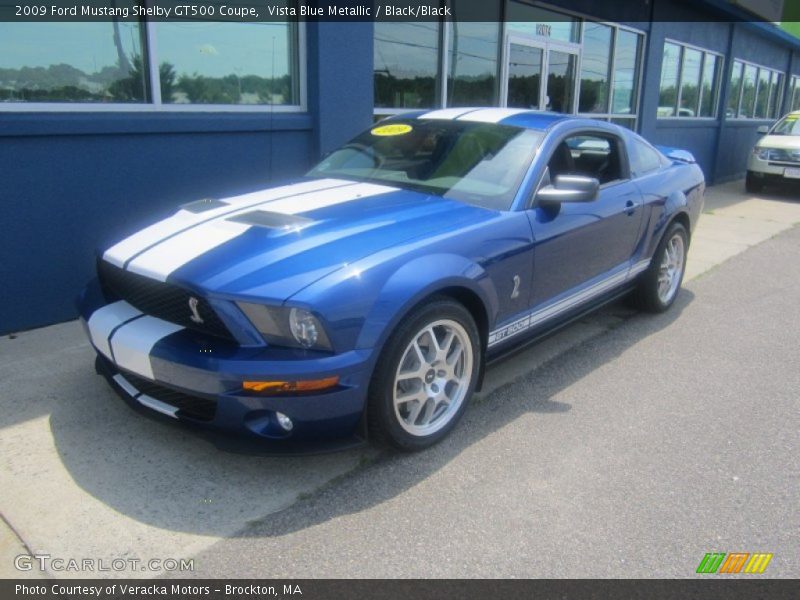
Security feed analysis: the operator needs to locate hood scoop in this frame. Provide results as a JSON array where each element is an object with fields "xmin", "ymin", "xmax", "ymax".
[
  {"xmin": 180, "ymin": 197, "xmax": 228, "ymax": 213},
  {"xmin": 227, "ymin": 210, "xmax": 315, "ymax": 231}
]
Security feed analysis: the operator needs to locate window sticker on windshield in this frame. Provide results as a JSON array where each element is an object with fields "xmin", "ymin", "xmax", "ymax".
[{"xmin": 371, "ymin": 124, "xmax": 413, "ymax": 136}]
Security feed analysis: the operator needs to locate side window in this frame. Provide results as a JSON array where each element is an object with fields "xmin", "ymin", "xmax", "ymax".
[
  {"xmin": 629, "ymin": 139, "xmax": 663, "ymax": 176},
  {"xmin": 547, "ymin": 133, "xmax": 626, "ymax": 185}
]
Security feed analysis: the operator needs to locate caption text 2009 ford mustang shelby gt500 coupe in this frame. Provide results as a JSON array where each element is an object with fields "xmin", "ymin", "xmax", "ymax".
[{"xmin": 79, "ymin": 108, "xmax": 704, "ymax": 452}]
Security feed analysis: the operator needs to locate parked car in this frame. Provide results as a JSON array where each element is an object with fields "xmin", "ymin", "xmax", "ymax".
[
  {"xmin": 78, "ymin": 108, "xmax": 705, "ymax": 452},
  {"xmin": 746, "ymin": 111, "xmax": 800, "ymax": 192}
]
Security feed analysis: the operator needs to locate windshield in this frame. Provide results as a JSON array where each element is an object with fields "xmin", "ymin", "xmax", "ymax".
[
  {"xmin": 306, "ymin": 119, "xmax": 543, "ymax": 210},
  {"xmin": 771, "ymin": 114, "xmax": 800, "ymax": 135}
]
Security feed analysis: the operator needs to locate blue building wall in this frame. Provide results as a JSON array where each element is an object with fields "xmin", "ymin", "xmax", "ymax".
[
  {"xmin": 1, "ymin": 8, "xmax": 798, "ymax": 334},
  {"xmin": 0, "ymin": 22, "xmax": 375, "ymax": 334}
]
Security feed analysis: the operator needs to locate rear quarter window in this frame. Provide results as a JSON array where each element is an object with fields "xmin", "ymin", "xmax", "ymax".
[{"xmin": 629, "ymin": 139, "xmax": 664, "ymax": 176}]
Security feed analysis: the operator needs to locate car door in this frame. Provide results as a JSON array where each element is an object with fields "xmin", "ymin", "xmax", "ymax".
[{"xmin": 525, "ymin": 130, "xmax": 644, "ymax": 308}]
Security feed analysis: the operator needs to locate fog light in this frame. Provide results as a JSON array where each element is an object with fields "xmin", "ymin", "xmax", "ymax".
[{"xmin": 276, "ymin": 412, "xmax": 293, "ymax": 431}]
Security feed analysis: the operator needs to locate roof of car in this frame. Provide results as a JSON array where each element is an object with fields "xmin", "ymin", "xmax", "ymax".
[{"xmin": 392, "ymin": 108, "xmax": 573, "ymax": 131}]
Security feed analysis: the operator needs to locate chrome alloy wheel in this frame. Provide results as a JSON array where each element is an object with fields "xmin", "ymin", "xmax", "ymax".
[
  {"xmin": 393, "ymin": 319, "xmax": 474, "ymax": 437},
  {"xmin": 657, "ymin": 233, "xmax": 685, "ymax": 304}
]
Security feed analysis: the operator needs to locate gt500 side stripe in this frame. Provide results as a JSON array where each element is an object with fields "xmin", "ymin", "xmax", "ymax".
[{"xmin": 488, "ymin": 260, "xmax": 650, "ymax": 348}]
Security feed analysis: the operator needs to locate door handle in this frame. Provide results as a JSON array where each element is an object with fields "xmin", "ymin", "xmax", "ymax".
[{"xmin": 625, "ymin": 200, "xmax": 636, "ymax": 216}]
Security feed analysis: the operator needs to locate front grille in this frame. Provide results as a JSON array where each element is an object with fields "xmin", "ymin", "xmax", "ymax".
[
  {"xmin": 98, "ymin": 259, "xmax": 234, "ymax": 341},
  {"xmin": 121, "ymin": 371, "xmax": 217, "ymax": 422}
]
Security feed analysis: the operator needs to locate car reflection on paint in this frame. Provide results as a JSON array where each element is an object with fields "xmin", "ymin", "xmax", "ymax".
[{"xmin": 78, "ymin": 108, "xmax": 705, "ymax": 452}]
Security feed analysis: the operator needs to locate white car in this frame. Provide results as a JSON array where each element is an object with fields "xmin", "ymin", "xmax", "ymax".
[{"xmin": 746, "ymin": 111, "xmax": 800, "ymax": 192}]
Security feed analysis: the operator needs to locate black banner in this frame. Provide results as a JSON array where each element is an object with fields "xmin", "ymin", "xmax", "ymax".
[
  {"xmin": 4, "ymin": 580, "xmax": 800, "ymax": 600},
  {"xmin": 0, "ymin": 0, "xmax": 787, "ymax": 23}
]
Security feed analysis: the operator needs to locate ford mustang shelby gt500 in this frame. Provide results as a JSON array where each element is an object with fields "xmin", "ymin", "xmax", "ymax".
[{"xmin": 79, "ymin": 108, "xmax": 704, "ymax": 452}]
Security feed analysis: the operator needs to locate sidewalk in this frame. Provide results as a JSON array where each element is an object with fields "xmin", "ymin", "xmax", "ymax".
[{"xmin": 685, "ymin": 180, "xmax": 800, "ymax": 281}]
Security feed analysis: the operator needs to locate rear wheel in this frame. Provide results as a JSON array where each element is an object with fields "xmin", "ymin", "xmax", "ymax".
[
  {"xmin": 633, "ymin": 222, "xmax": 688, "ymax": 313},
  {"xmin": 745, "ymin": 171, "xmax": 765, "ymax": 193},
  {"xmin": 368, "ymin": 298, "xmax": 480, "ymax": 451}
]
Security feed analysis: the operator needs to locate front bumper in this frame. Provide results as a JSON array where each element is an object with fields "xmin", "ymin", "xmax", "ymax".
[
  {"xmin": 747, "ymin": 155, "xmax": 800, "ymax": 181},
  {"xmin": 78, "ymin": 278, "xmax": 374, "ymax": 452}
]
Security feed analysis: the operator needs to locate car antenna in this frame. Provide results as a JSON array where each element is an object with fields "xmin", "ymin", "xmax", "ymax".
[{"xmin": 268, "ymin": 35, "xmax": 275, "ymax": 182}]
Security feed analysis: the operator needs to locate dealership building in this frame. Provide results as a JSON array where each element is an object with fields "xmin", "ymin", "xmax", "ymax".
[{"xmin": 2, "ymin": 0, "xmax": 800, "ymax": 333}]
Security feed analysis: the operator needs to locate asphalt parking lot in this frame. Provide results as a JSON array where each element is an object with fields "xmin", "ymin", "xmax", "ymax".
[{"xmin": 1, "ymin": 180, "xmax": 798, "ymax": 578}]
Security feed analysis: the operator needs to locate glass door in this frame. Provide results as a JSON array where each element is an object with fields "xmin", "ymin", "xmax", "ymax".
[
  {"xmin": 503, "ymin": 36, "xmax": 579, "ymax": 114},
  {"xmin": 545, "ymin": 49, "xmax": 577, "ymax": 113},
  {"xmin": 505, "ymin": 37, "xmax": 544, "ymax": 109}
]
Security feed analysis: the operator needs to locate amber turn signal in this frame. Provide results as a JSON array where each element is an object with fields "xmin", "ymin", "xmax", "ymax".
[{"xmin": 242, "ymin": 376, "xmax": 340, "ymax": 394}]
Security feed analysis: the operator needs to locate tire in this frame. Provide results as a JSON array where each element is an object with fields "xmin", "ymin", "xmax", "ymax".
[
  {"xmin": 633, "ymin": 221, "xmax": 689, "ymax": 313},
  {"xmin": 367, "ymin": 297, "xmax": 481, "ymax": 451},
  {"xmin": 745, "ymin": 171, "xmax": 765, "ymax": 193}
]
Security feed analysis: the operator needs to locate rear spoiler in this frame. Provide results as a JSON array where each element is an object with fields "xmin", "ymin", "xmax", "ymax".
[{"xmin": 655, "ymin": 145, "xmax": 697, "ymax": 164}]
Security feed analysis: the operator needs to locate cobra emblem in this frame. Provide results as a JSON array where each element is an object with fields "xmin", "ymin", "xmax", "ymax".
[{"xmin": 188, "ymin": 296, "xmax": 204, "ymax": 324}]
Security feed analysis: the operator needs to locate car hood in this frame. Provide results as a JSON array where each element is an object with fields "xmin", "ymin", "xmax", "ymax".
[
  {"xmin": 756, "ymin": 134, "xmax": 800, "ymax": 150},
  {"xmin": 102, "ymin": 177, "xmax": 496, "ymax": 301}
]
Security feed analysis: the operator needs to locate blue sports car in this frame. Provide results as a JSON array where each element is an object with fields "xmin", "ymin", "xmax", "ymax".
[{"xmin": 79, "ymin": 108, "xmax": 704, "ymax": 452}]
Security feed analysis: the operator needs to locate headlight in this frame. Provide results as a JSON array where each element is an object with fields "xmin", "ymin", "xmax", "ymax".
[
  {"xmin": 289, "ymin": 308, "xmax": 322, "ymax": 348},
  {"xmin": 753, "ymin": 147, "xmax": 770, "ymax": 160},
  {"xmin": 753, "ymin": 147, "xmax": 787, "ymax": 161},
  {"xmin": 237, "ymin": 302, "xmax": 332, "ymax": 351}
]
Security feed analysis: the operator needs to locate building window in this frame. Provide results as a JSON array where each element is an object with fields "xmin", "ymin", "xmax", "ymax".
[
  {"xmin": 156, "ymin": 22, "xmax": 299, "ymax": 106},
  {"xmin": 578, "ymin": 22, "xmax": 643, "ymax": 127},
  {"xmin": 447, "ymin": 22, "xmax": 500, "ymax": 107},
  {"xmin": 658, "ymin": 40, "xmax": 723, "ymax": 118},
  {"xmin": 0, "ymin": 20, "xmax": 303, "ymax": 110},
  {"xmin": 728, "ymin": 59, "xmax": 784, "ymax": 119},
  {"xmin": 578, "ymin": 22, "xmax": 612, "ymax": 113},
  {"xmin": 374, "ymin": 22, "xmax": 441, "ymax": 110},
  {"xmin": 792, "ymin": 76, "xmax": 800, "ymax": 112},
  {"xmin": 0, "ymin": 22, "xmax": 147, "ymax": 103}
]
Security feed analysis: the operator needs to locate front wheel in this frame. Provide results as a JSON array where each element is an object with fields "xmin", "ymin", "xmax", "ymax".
[
  {"xmin": 367, "ymin": 298, "xmax": 480, "ymax": 451},
  {"xmin": 745, "ymin": 171, "xmax": 765, "ymax": 193},
  {"xmin": 633, "ymin": 222, "xmax": 688, "ymax": 313}
]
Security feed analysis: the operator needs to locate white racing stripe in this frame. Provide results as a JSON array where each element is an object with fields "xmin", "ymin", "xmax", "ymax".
[
  {"xmin": 112, "ymin": 373, "xmax": 178, "ymax": 419},
  {"xmin": 419, "ymin": 108, "xmax": 480, "ymax": 120},
  {"xmin": 124, "ymin": 182, "xmax": 397, "ymax": 281},
  {"xmin": 110, "ymin": 316, "xmax": 184, "ymax": 380},
  {"xmin": 457, "ymin": 108, "xmax": 531, "ymax": 123},
  {"xmin": 112, "ymin": 373, "xmax": 140, "ymax": 398},
  {"xmin": 102, "ymin": 178, "xmax": 351, "ymax": 268},
  {"xmin": 125, "ymin": 219, "xmax": 251, "ymax": 281},
  {"xmin": 86, "ymin": 301, "xmax": 142, "ymax": 359},
  {"xmin": 137, "ymin": 394, "xmax": 179, "ymax": 418}
]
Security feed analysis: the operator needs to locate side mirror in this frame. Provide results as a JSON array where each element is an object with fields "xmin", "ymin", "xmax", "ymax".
[
  {"xmin": 536, "ymin": 175, "xmax": 600, "ymax": 205},
  {"xmin": 757, "ymin": 125, "xmax": 770, "ymax": 135}
]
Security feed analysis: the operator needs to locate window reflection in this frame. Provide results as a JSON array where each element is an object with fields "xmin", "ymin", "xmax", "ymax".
[
  {"xmin": 658, "ymin": 43, "xmax": 681, "ymax": 117},
  {"xmin": 156, "ymin": 22, "xmax": 298, "ymax": 105},
  {"xmin": 699, "ymin": 54, "xmax": 719, "ymax": 117},
  {"xmin": 612, "ymin": 29, "xmax": 640, "ymax": 114},
  {"xmin": 448, "ymin": 22, "xmax": 499, "ymax": 107},
  {"xmin": 374, "ymin": 22, "xmax": 440, "ymax": 109},
  {"xmin": 579, "ymin": 23, "xmax": 612, "ymax": 113},
  {"xmin": 0, "ymin": 22, "xmax": 146, "ymax": 103},
  {"xmin": 679, "ymin": 48, "xmax": 702, "ymax": 117}
]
